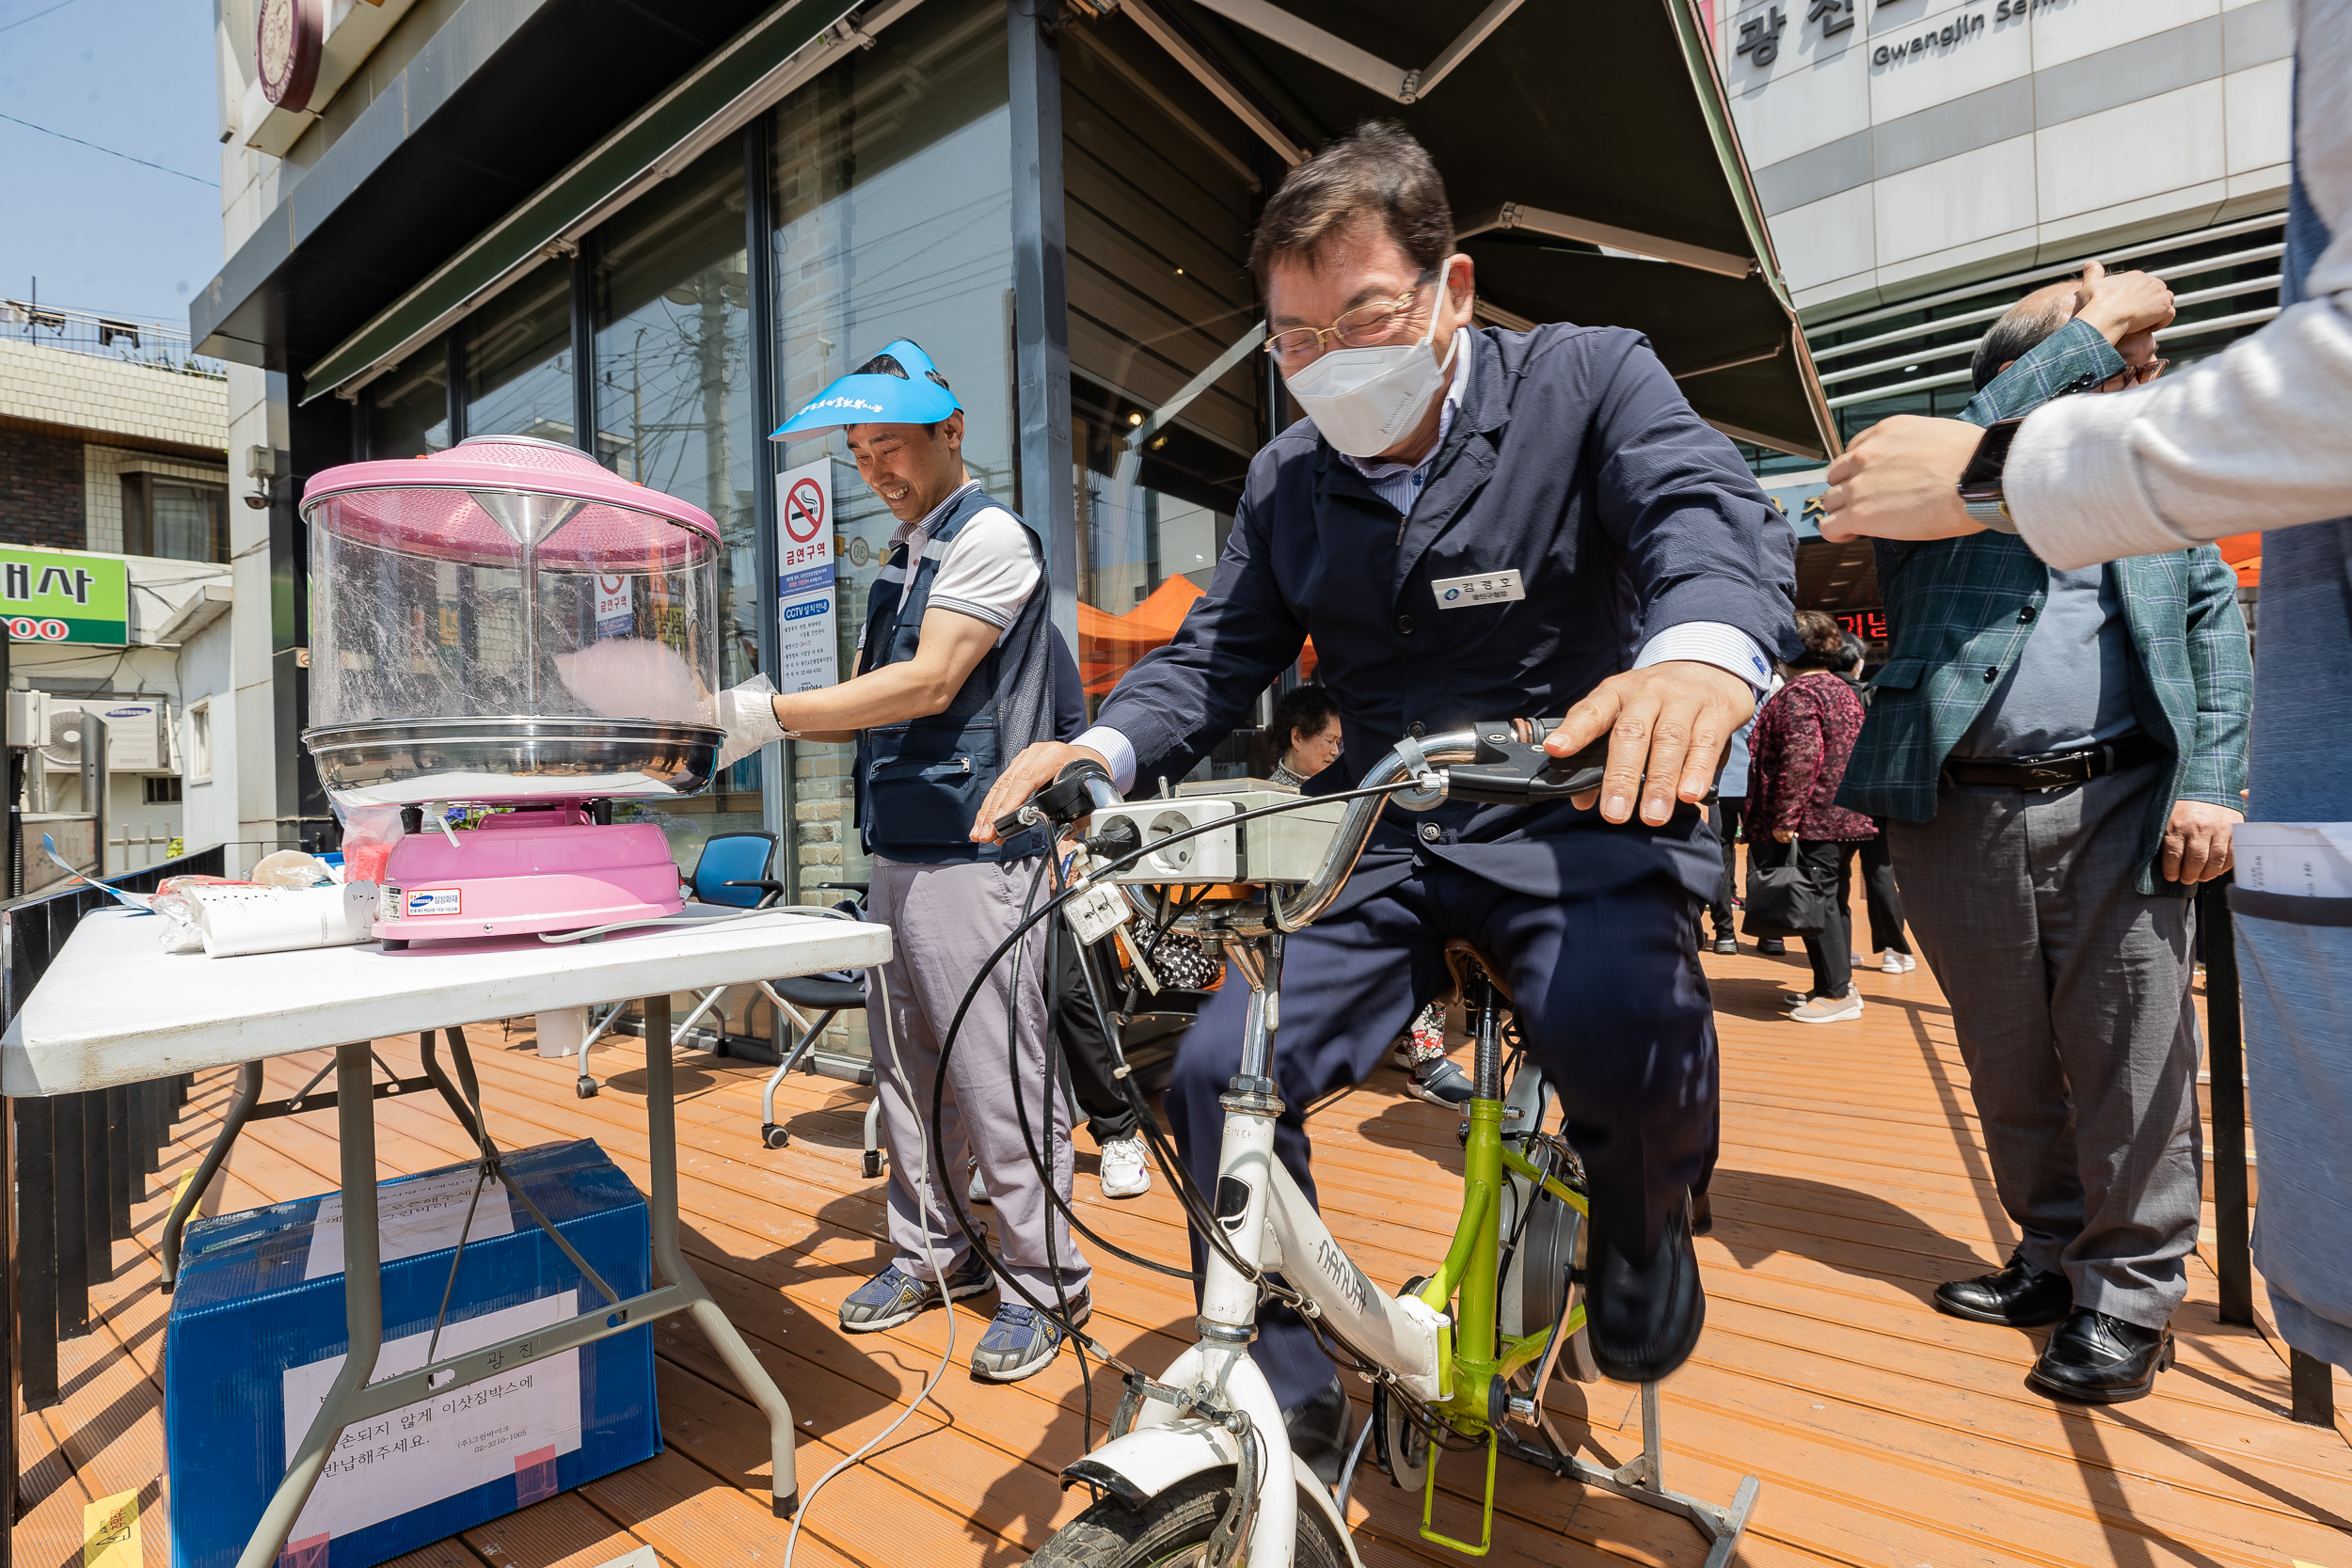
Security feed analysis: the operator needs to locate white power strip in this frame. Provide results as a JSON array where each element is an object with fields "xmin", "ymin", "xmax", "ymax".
[{"xmin": 1089, "ymin": 791, "xmax": 1350, "ymax": 885}]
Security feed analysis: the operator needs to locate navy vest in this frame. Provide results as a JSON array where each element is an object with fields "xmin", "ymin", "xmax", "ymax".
[{"xmin": 853, "ymin": 484, "xmax": 1062, "ymax": 863}]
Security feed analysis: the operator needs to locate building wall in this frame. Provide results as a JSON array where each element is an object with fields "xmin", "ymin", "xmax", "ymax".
[
  {"xmin": 176, "ymin": 613, "xmax": 237, "ymax": 860},
  {"xmin": 80, "ymin": 447, "xmax": 232, "ymax": 556},
  {"xmin": 1718, "ymin": 0, "xmax": 2293, "ymax": 318},
  {"xmin": 224, "ymin": 363, "xmax": 285, "ymax": 874},
  {"xmin": 0, "ymin": 337, "xmax": 229, "ymax": 452},
  {"xmin": 0, "ymin": 426, "xmax": 87, "ymax": 550}
]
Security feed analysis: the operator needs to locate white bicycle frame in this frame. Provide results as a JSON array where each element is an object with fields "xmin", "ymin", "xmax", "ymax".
[
  {"xmin": 1045, "ymin": 735, "xmax": 1757, "ymax": 1568},
  {"xmin": 1073, "ymin": 945, "xmax": 1443, "ymax": 1568}
]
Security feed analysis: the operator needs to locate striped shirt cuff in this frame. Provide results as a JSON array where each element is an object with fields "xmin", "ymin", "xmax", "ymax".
[
  {"xmin": 1635, "ymin": 622, "xmax": 1774, "ymax": 690},
  {"xmin": 1073, "ymin": 724, "xmax": 1138, "ymax": 793}
]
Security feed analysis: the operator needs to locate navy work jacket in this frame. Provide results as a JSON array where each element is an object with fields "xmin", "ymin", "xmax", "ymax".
[{"xmin": 1094, "ymin": 324, "xmax": 1799, "ymax": 907}]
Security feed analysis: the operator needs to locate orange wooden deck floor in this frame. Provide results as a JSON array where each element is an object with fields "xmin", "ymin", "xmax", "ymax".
[{"xmin": 17, "ymin": 938, "xmax": 2352, "ymax": 1568}]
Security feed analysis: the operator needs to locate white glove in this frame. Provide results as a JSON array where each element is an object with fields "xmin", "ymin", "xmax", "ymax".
[{"xmin": 715, "ymin": 675, "xmax": 787, "ymax": 770}]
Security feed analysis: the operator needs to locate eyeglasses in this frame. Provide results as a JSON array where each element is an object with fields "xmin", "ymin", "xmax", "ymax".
[
  {"xmin": 1263, "ymin": 272, "xmax": 1437, "ymax": 369},
  {"xmin": 2100, "ymin": 357, "xmax": 2169, "ymax": 391}
]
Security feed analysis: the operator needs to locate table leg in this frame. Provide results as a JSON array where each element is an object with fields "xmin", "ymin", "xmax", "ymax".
[
  {"xmin": 234, "ymin": 1043, "xmax": 384, "ymax": 1568},
  {"xmin": 162, "ymin": 1060, "xmax": 264, "ymax": 1291},
  {"xmin": 642, "ymin": 994, "xmax": 801, "ymax": 1515}
]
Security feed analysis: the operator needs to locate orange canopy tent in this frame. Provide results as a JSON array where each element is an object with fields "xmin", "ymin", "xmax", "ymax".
[
  {"xmin": 1075, "ymin": 576, "xmax": 1203, "ymax": 695},
  {"xmin": 2217, "ymin": 532, "xmax": 2261, "ymax": 589},
  {"xmin": 1074, "ymin": 574, "xmax": 1316, "ymax": 695}
]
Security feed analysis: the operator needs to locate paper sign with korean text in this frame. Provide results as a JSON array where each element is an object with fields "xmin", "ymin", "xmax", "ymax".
[
  {"xmin": 593, "ymin": 573, "xmax": 634, "ymax": 639},
  {"xmin": 775, "ymin": 457, "xmax": 839, "ymax": 693},
  {"xmin": 282, "ymin": 1291, "xmax": 582, "ymax": 1543}
]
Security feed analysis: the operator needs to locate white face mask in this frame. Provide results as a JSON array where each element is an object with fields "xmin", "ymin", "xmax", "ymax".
[{"xmin": 1282, "ymin": 303, "xmax": 1459, "ymax": 460}]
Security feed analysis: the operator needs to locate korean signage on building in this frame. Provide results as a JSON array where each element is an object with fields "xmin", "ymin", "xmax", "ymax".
[
  {"xmin": 0, "ymin": 547, "xmax": 129, "ymax": 644},
  {"xmin": 774, "ymin": 457, "xmax": 839, "ymax": 693}
]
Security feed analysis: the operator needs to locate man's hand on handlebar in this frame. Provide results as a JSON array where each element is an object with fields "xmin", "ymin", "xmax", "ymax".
[
  {"xmin": 1543, "ymin": 661, "xmax": 1756, "ymax": 826},
  {"xmin": 972, "ymin": 741, "xmax": 1111, "ymax": 844}
]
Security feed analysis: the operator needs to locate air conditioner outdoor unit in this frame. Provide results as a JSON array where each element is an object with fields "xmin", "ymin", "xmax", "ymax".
[{"xmin": 35, "ymin": 701, "xmax": 169, "ymax": 772}]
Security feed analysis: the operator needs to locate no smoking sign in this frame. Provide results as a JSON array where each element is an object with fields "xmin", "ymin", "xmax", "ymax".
[{"xmin": 784, "ymin": 478, "xmax": 826, "ymax": 543}]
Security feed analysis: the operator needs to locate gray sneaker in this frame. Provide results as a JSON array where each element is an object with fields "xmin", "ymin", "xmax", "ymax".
[
  {"xmin": 838, "ymin": 1259, "xmax": 993, "ymax": 1333},
  {"xmin": 970, "ymin": 1290, "xmax": 1091, "ymax": 1383}
]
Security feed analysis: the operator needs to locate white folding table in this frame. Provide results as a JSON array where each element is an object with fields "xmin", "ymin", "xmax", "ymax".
[{"xmin": 1, "ymin": 906, "xmax": 890, "ymax": 1568}]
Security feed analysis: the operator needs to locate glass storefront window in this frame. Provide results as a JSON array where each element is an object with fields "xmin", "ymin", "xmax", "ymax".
[
  {"xmin": 1060, "ymin": 29, "xmax": 1266, "ymax": 763},
  {"xmin": 591, "ymin": 143, "xmax": 762, "ymax": 868},
  {"xmin": 366, "ymin": 334, "xmax": 451, "ymax": 458},
  {"xmin": 769, "ymin": 0, "xmax": 1014, "ymax": 892},
  {"xmin": 466, "ymin": 261, "xmax": 575, "ymax": 443},
  {"xmin": 1071, "ymin": 378, "xmax": 1243, "ymax": 705}
]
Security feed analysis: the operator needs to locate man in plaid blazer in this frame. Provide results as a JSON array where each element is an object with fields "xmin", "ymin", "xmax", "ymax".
[{"xmin": 1838, "ymin": 265, "xmax": 2251, "ymax": 1404}]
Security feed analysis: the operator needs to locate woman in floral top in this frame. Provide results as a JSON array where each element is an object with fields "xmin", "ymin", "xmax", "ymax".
[{"xmin": 1745, "ymin": 611, "xmax": 1878, "ymax": 1022}]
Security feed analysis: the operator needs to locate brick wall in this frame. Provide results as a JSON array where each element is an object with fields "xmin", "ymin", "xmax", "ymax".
[{"xmin": 0, "ymin": 426, "xmax": 86, "ymax": 550}]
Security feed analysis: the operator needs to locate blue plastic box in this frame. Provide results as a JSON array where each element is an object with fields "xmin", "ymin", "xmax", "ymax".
[{"xmin": 166, "ymin": 1140, "xmax": 662, "ymax": 1568}]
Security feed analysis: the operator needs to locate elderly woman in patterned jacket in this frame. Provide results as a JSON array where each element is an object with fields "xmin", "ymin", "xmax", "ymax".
[{"xmin": 1744, "ymin": 611, "xmax": 1877, "ymax": 1022}]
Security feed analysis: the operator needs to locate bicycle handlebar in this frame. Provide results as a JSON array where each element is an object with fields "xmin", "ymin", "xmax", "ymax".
[{"xmin": 989, "ymin": 724, "xmax": 1632, "ymax": 934}]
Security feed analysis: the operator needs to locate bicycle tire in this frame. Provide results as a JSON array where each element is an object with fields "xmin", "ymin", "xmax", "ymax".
[{"xmin": 1027, "ymin": 1472, "xmax": 1348, "ymax": 1568}]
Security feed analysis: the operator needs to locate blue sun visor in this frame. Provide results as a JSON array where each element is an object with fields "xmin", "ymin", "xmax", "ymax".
[{"xmin": 771, "ymin": 338, "xmax": 962, "ymax": 437}]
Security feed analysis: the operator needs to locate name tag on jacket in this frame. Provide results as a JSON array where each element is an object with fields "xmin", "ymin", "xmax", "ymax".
[{"xmin": 1432, "ymin": 569, "xmax": 1525, "ymax": 608}]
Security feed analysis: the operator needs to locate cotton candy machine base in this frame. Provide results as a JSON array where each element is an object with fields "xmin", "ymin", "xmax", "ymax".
[{"xmin": 373, "ymin": 806, "xmax": 681, "ymax": 946}]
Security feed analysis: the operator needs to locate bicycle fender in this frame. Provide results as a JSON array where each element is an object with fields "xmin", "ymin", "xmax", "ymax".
[
  {"xmin": 1061, "ymin": 1427, "xmax": 1363, "ymax": 1568},
  {"xmin": 1059, "ymin": 1347, "xmax": 1361, "ymax": 1567}
]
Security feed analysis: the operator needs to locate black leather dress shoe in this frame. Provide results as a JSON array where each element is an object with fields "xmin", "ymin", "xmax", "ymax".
[
  {"xmin": 1933, "ymin": 1253, "xmax": 2072, "ymax": 1327},
  {"xmin": 1284, "ymin": 1377, "xmax": 1353, "ymax": 1486},
  {"xmin": 2026, "ymin": 1308, "xmax": 2174, "ymax": 1403},
  {"xmin": 1690, "ymin": 1191, "xmax": 1714, "ymax": 1236},
  {"xmin": 1585, "ymin": 1194, "xmax": 1705, "ymax": 1383}
]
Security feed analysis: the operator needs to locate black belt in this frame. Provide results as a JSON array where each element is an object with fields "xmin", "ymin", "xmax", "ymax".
[{"xmin": 1940, "ymin": 733, "xmax": 2167, "ymax": 793}]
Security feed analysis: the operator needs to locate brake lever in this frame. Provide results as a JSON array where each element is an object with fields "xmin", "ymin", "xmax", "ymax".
[
  {"xmin": 992, "ymin": 757, "xmax": 1116, "ymax": 840},
  {"xmin": 1442, "ymin": 728, "xmax": 1613, "ymax": 805}
]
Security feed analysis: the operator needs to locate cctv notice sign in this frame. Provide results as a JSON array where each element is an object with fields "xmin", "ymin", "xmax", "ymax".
[
  {"xmin": 0, "ymin": 547, "xmax": 129, "ymax": 644},
  {"xmin": 774, "ymin": 457, "xmax": 838, "ymax": 693}
]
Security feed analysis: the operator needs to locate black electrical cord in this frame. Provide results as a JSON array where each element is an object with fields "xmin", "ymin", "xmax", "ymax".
[
  {"xmin": 1061, "ymin": 873, "xmax": 1391, "ymax": 1384},
  {"xmin": 1013, "ymin": 856, "xmax": 1095, "ymax": 1453},
  {"xmin": 924, "ymin": 776, "xmax": 1429, "ymax": 1356},
  {"xmin": 991, "ymin": 853, "xmax": 1200, "ymax": 1281}
]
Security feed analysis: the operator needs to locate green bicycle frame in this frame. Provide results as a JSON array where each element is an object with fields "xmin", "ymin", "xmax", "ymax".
[{"xmin": 1404, "ymin": 987, "xmax": 1589, "ymax": 1556}]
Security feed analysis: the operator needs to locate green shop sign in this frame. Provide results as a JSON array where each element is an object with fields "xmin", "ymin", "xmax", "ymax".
[{"xmin": 0, "ymin": 548, "xmax": 129, "ymax": 644}]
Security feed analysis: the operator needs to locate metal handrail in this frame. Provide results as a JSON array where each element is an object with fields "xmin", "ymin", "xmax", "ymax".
[{"xmin": 7, "ymin": 843, "xmax": 228, "ymax": 1435}]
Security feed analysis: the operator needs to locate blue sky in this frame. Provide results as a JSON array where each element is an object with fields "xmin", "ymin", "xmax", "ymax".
[{"xmin": 0, "ymin": 0, "xmax": 223, "ymax": 330}]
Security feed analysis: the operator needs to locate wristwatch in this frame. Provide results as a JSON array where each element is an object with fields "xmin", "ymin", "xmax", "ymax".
[{"xmin": 1956, "ymin": 418, "xmax": 2024, "ymax": 535}]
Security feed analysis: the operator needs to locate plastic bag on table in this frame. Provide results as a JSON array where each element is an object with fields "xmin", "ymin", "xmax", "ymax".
[
  {"xmin": 151, "ymin": 873, "xmax": 238, "ymax": 955},
  {"xmin": 250, "ymin": 849, "xmax": 337, "ymax": 889},
  {"xmin": 335, "ymin": 801, "xmax": 405, "ymax": 888}
]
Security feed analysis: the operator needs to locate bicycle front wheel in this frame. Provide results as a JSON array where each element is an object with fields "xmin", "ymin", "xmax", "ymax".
[{"xmin": 1027, "ymin": 1472, "xmax": 1348, "ymax": 1568}]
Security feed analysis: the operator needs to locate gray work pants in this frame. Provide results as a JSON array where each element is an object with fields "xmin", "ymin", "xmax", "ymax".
[
  {"xmin": 866, "ymin": 854, "xmax": 1090, "ymax": 1297},
  {"xmin": 1889, "ymin": 758, "xmax": 2201, "ymax": 1329}
]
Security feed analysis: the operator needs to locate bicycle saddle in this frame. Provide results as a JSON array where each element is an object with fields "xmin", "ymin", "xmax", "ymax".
[{"xmin": 1443, "ymin": 937, "xmax": 1514, "ymax": 1006}]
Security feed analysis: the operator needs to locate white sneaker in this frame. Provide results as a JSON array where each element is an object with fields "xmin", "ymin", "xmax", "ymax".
[
  {"xmin": 1097, "ymin": 1135, "xmax": 1152, "ymax": 1199},
  {"xmin": 1789, "ymin": 991, "xmax": 1864, "ymax": 1023},
  {"xmin": 1786, "ymin": 985, "xmax": 1865, "ymax": 1009},
  {"xmin": 1882, "ymin": 952, "xmax": 1916, "ymax": 974}
]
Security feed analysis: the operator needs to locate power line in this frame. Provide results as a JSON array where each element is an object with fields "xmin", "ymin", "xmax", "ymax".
[
  {"xmin": 0, "ymin": 0, "xmax": 80, "ymax": 36},
  {"xmin": 0, "ymin": 110, "xmax": 217, "ymax": 188}
]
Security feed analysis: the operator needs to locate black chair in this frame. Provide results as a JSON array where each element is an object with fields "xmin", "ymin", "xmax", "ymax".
[{"xmin": 755, "ymin": 882, "xmax": 878, "ymax": 1166}]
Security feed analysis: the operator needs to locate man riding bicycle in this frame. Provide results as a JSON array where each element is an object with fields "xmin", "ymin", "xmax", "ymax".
[{"xmin": 977, "ymin": 122, "xmax": 1796, "ymax": 1474}]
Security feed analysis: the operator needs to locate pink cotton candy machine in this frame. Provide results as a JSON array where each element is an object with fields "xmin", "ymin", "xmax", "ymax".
[{"xmin": 301, "ymin": 436, "xmax": 725, "ymax": 943}]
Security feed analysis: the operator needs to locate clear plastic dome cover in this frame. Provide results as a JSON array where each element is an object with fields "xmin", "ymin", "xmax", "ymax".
[{"xmin": 302, "ymin": 437, "xmax": 725, "ymax": 806}]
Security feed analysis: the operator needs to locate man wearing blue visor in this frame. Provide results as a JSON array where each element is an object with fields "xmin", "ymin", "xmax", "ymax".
[{"xmin": 714, "ymin": 340, "xmax": 1091, "ymax": 1384}]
